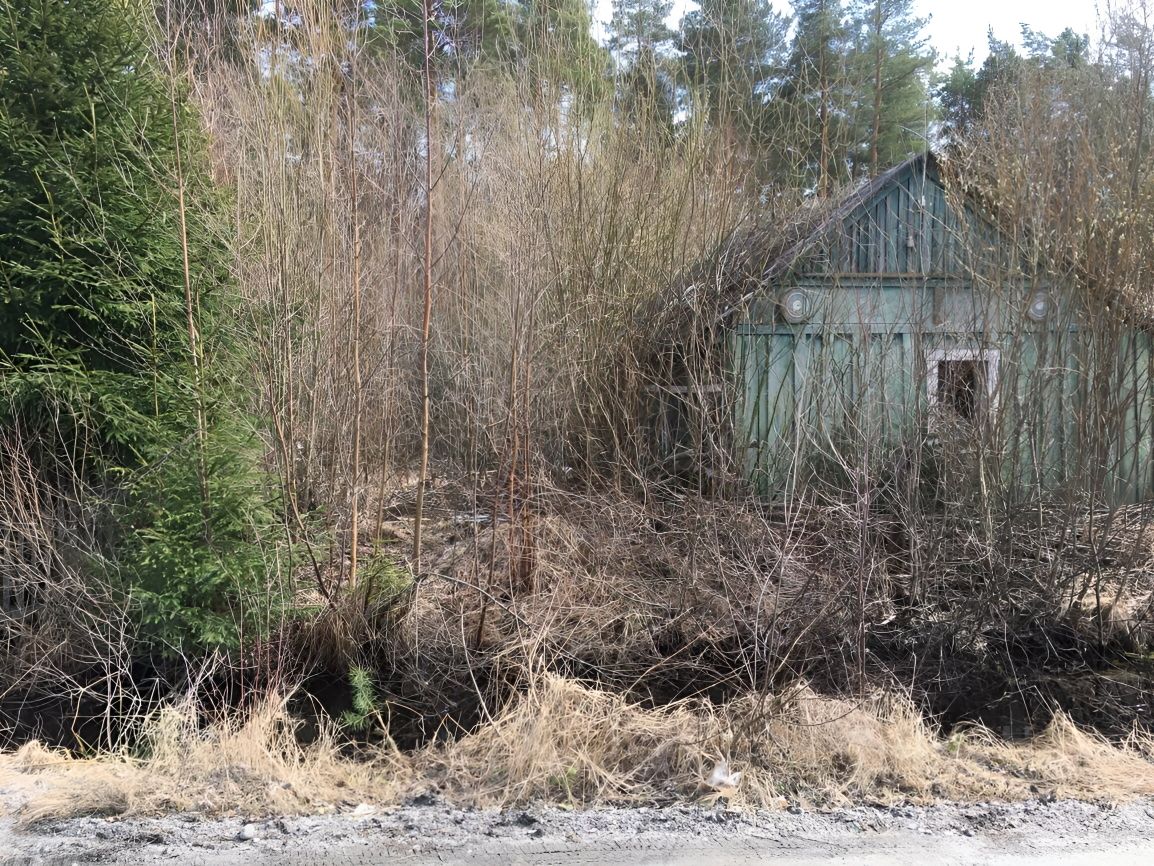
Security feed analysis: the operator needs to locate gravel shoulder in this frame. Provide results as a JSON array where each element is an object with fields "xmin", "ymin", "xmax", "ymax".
[{"xmin": 3, "ymin": 797, "xmax": 1153, "ymax": 865}]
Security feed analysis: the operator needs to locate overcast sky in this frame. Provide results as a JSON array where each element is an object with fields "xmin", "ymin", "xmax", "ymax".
[{"xmin": 593, "ymin": 0, "xmax": 1105, "ymax": 65}]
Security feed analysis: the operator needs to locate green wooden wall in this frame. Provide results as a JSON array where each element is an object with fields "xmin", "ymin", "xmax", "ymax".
[{"xmin": 733, "ymin": 310, "xmax": 1154, "ymax": 504}]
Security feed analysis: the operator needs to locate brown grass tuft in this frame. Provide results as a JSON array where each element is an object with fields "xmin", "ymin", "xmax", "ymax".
[
  {"xmin": 958, "ymin": 713, "xmax": 1154, "ymax": 802},
  {"xmin": 419, "ymin": 674, "xmax": 1154, "ymax": 809},
  {"xmin": 0, "ymin": 694, "xmax": 410, "ymax": 825},
  {"xmin": 422, "ymin": 674, "xmax": 713, "ymax": 806},
  {"xmin": 2, "ymin": 677, "xmax": 1152, "ymax": 824}
]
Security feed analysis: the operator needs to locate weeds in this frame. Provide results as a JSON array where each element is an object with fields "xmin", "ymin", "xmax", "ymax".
[{"xmin": 2, "ymin": 673, "xmax": 1152, "ymax": 825}]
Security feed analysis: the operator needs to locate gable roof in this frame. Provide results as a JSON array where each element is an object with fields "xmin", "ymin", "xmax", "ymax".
[
  {"xmin": 656, "ymin": 154, "xmax": 946, "ymax": 329},
  {"xmin": 652, "ymin": 151, "xmax": 1109, "ymax": 343}
]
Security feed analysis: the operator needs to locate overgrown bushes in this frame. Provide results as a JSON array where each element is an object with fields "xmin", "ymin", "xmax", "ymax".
[{"xmin": 2, "ymin": 0, "xmax": 1154, "ymax": 790}]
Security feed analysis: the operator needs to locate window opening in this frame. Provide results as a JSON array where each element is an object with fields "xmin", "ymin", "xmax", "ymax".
[
  {"xmin": 936, "ymin": 359, "xmax": 982, "ymax": 419},
  {"xmin": 926, "ymin": 348, "xmax": 999, "ymax": 421}
]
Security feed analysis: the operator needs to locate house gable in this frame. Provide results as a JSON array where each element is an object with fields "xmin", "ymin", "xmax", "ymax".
[{"xmin": 778, "ymin": 155, "xmax": 1017, "ymax": 282}]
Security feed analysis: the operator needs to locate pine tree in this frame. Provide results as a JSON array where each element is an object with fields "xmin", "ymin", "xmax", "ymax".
[
  {"xmin": 677, "ymin": 0, "xmax": 790, "ymax": 147},
  {"xmin": 608, "ymin": 0, "xmax": 673, "ymax": 62},
  {"xmin": 776, "ymin": 0, "xmax": 852, "ymax": 195},
  {"xmin": 368, "ymin": 0, "xmax": 520, "ymax": 76},
  {"xmin": 848, "ymin": 0, "xmax": 933, "ymax": 175},
  {"xmin": 937, "ymin": 27, "xmax": 1092, "ymax": 147},
  {"xmin": 936, "ymin": 34, "xmax": 1022, "ymax": 142},
  {"xmin": 614, "ymin": 44, "xmax": 678, "ymax": 135},
  {"xmin": 1022, "ymin": 25, "xmax": 1090, "ymax": 69},
  {"xmin": 1049, "ymin": 28, "xmax": 1091, "ymax": 69},
  {"xmin": 520, "ymin": 0, "xmax": 610, "ymax": 101},
  {"xmin": 607, "ymin": 0, "xmax": 676, "ymax": 133}
]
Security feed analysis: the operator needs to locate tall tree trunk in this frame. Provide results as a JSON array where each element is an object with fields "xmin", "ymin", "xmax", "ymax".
[
  {"xmin": 819, "ymin": 49, "xmax": 831, "ymax": 196},
  {"xmin": 347, "ymin": 52, "xmax": 363, "ymax": 589},
  {"xmin": 870, "ymin": 0, "xmax": 883, "ymax": 175}
]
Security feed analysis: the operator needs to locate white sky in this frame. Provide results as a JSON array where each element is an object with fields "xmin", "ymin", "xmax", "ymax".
[
  {"xmin": 593, "ymin": 0, "xmax": 1105, "ymax": 64},
  {"xmin": 905, "ymin": 0, "xmax": 1102, "ymax": 61}
]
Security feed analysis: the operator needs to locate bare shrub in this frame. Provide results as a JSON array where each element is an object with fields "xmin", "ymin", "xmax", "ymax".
[
  {"xmin": 0, "ymin": 434, "xmax": 137, "ymax": 751},
  {"xmin": 177, "ymin": 0, "xmax": 766, "ymax": 595}
]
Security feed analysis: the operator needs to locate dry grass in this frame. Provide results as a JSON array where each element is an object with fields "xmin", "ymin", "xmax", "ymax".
[
  {"xmin": 0, "ymin": 694, "xmax": 409, "ymax": 825},
  {"xmin": 423, "ymin": 674, "xmax": 1154, "ymax": 809},
  {"xmin": 3, "ymin": 674, "xmax": 1152, "ymax": 825},
  {"xmin": 424, "ymin": 673, "xmax": 716, "ymax": 807}
]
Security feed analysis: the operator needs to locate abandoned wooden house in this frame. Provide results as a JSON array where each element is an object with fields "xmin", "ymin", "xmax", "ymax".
[{"xmin": 659, "ymin": 152, "xmax": 1154, "ymax": 504}]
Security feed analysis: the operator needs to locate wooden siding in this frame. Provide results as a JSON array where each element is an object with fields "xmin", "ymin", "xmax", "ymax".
[
  {"xmin": 816, "ymin": 161, "xmax": 1012, "ymax": 278},
  {"xmin": 729, "ymin": 156, "xmax": 1154, "ymax": 504},
  {"xmin": 733, "ymin": 316, "xmax": 1154, "ymax": 504}
]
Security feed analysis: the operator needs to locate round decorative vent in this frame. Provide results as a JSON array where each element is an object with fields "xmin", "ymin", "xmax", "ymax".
[
  {"xmin": 778, "ymin": 288, "xmax": 814, "ymax": 324},
  {"xmin": 1026, "ymin": 291, "xmax": 1052, "ymax": 322}
]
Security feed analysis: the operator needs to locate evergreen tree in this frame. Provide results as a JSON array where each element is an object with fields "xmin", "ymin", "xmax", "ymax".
[
  {"xmin": 607, "ymin": 0, "xmax": 676, "ymax": 133},
  {"xmin": 614, "ymin": 44, "xmax": 678, "ymax": 135},
  {"xmin": 677, "ymin": 0, "xmax": 790, "ymax": 147},
  {"xmin": 520, "ymin": 0, "xmax": 610, "ymax": 100},
  {"xmin": 368, "ymin": 0, "xmax": 521, "ymax": 76},
  {"xmin": 935, "ymin": 34, "xmax": 1022, "ymax": 142},
  {"xmin": 1, "ymin": 0, "xmax": 199, "ymax": 471},
  {"xmin": 847, "ymin": 0, "xmax": 934, "ymax": 175},
  {"xmin": 608, "ymin": 0, "xmax": 673, "ymax": 62},
  {"xmin": 935, "ymin": 27, "xmax": 1091, "ymax": 149},
  {"xmin": 448, "ymin": 0, "xmax": 520, "ymax": 63},
  {"xmin": 776, "ymin": 0, "xmax": 852, "ymax": 195},
  {"xmin": 1051, "ymin": 27, "xmax": 1091, "ymax": 69},
  {"xmin": 1022, "ymin": 25, "xmax": 1091, "ymax": 69},
  {"xmin": 0, "ymin": 0, "xmax": 277, "ymax": 651}
]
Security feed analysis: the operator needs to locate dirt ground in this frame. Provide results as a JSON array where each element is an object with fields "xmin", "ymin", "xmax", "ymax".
[{"xmin": 3, "ymin": 797, "xmax": 1154, "ymax": 865}]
